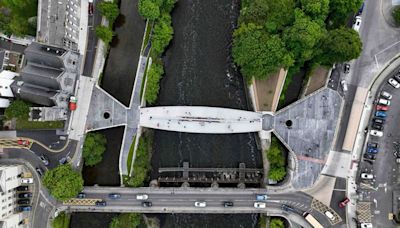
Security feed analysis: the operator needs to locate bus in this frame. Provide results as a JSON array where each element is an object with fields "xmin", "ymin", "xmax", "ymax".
[{"xmin": 303, "ymin": 212, "xmax": 323, "ymax": 228}]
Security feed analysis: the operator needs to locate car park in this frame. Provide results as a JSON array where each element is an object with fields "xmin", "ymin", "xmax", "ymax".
[
  {"xmin": 77, "ymin": 192, "xmax": 86, "ymax": 198},
  {"xmin": 18, "ymin": 193, "xmax": 32, "ymax": 198},
  {"xmin": 39, "ymin": 155, "xmax": 49, "ymax": 166},
  {"xmin": 95, "ymin": 201, "xmax": 107, "ymax": 206},
  {"xmin": 344, "ymin": 64, "xmax": 350, "ymax": 74},
  {"xmin": 361, "ymin": 173, "xmax": 373, "ymax": 179},
  {"xmin": 16, "ymin": 186, "xmax": 29, "ymax": 191},
  {"xmin": 370, "ymin": 130, "xmax": 383, "ymax": 137},
  {"xmin": 255, "ymin": 194, "xmax": 268, "ymax": 201},
  {"xmin": 363, "ymin": 153, "xmax": 376, "ymax": 160},
  {"xmin": 142, "ymin": 201, "xmax": 152, "ymax": 207},
  {"xmin": 17, "ymin": 199, "xmax": 30, "ymax": 205},
  {"xmin": 339, "ymin": 197, "xmax": 350, "ymax": 208},
  {"xmin": 108, "ymin": 193, "xmax": 121, "ymax": 199},
  {"xmin": 380, "ymin": 91, "xmax": 392, "ymax": 99},
  {"xmin": 375, "ymin": 111, "xmax": 387, "ymax": 118},
  {"xmin": 136, "ymin": 194, "xmax": 148, "ymax": 200},
  {"xmin": 367, "ymin": 147, "xmax": 378, "ymax": 154},
  {"xmin": 324, "ymin": 211, "xmax": 335, "ymax": 220},
  {"xmin": 254, "ymin": 202, "xmax": 266, "ymax": 208},
  {"xmin": 388, "ymin": 78, "xmax": 400, "ymax": 88},
  {"xmin": 367, "ymin": 142, "xmax": 378, "ymax": 148},
  {"xmin": 194, "ymin": 201, "xmax": 206, "ymax": 207},
  {"xmin": 340, "ymin": 80, "xmax": 348, "ymax": 92},
  {"xmin": 373, "ymin": 118, "xmax": 385, "ymax": 124},
  {"xmin": 35, "ymin": 167, "xmax": 43, "ymax": 176},
  {"xmin": 21, "ymin": 178, "xmax": 33, "ymax": 184},
  {"xmin": 352, "ymin": 16, "xmax": 362, "ymax": 32},
  {"xmin": 377, "ymin": 98, "xmax": 390, "ymax": 106},
  {"xmin": 18, "ymin": 206, "xmax": 32, "ymax": 212},
  {"xmin": 376, "ymin": 105, "xmax": 389, "ymax": 111},
  {"xmin": 371, "ymin": 123, "xmax": 383, "ymax": 131},
  {"xmin": 223, "ymin": 201, "xmax": 234, "ymax": 207}
]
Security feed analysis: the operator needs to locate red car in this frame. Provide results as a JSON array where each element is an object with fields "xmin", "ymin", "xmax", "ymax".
[
  {"xmin": 376, "ymin": 105, "xmax": 389, "ymax": 111},
  {"xmin": 339, "ymin": 197, "xmax": 350, "ymax": 208},
  {"xmin": 17, "ymin": 139, "xmax": 30, "ymax": 146}
]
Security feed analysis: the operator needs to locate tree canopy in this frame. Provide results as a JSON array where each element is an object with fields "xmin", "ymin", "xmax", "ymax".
[
  {"xmin": 300, "ymin": 0, "xmax": 330, "ymax": 21},
  {"xmin": 152, "ymin": 13, "xmax": 174, "ymax": 55},
  {"xmin": 82, "ymin": 132, "xmax": 107, "ymax": 166},
  {"xmin": 95, "ymin": 25, "xmax": 114, "ymax": 44},
  {"xmin": 145, "ymin": 62, "xmax": 164, "ymax": 104},
  {"xmin": 0, "ymin": 0, "xmax": 37, "ymax": 36},
  {"xmin": 42, "ymin": 165, "xmax": 83, "ymax": 201},
  {"xmin": 97, "ymin": 1, "xmax": 120, "ymax": 24},
  {"xmin": 4, "ymin": 100, "xmax": 30, "ymax": 120},
  {"xmin": 232, "ymin": 23, "xmax": 293, "ymax": 79},
  {"xmin": 270, "ymin": 218, "xmax": 285, "ymax": 228},
  {"xmin": 109, "ymin": 213, "xmax": 142, "ymax": 228},
  {"xmin": 138, "ymin": 0, "xmax": 160, "ymax": 20},
  {"xmin": 327, "ymin": 0, "xmax": 363, "ymax": 27},
  {"xmin": 266, "ymin": 138, "xmax": 287, "ymax": 181}
]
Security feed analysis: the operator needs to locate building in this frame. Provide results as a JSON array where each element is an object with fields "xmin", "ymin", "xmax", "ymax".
[
  {"xmin": 0, "ymin": 165, "xmax": 24, "ymax": 228},
  {"xmin": 0, "ymin": 71, "xmax": 18, "ymax": 108}
]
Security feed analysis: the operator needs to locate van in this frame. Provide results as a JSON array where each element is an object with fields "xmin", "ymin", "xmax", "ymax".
[
  {"xmin": 377, "ymin": 98, "xmax": 390, "ymax": 106},
  {"xmin": 340, "ymin": 80, "xmax": 348, "ymax": 92},
  {"xmin": 324, "ymin": 211, "xmax": 335, "ymax": 220}
]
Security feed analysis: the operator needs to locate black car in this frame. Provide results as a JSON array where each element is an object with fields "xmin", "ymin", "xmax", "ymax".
[
  {"xmin": 142, "ymin": 201, "xmax": 152, "ymax": 207},
  {"xmin": 36, "ymin": 167, "xmax": 44, "ymax": 176},
  {"xmin": 223, "ymin": 201, "xmax": 234, "ymax": 207},
  {"xmin": 372, "ymin": 123, "xmax": 384, "ymax": 131},
  {"xmin": 363, "ymin": 153, "xmax": 376, "ymax": 160},
  {"xmin": 281, "ymin": 204, "xmax": 296, "ymax": 213},
  {"xmin": 16, "ymin": 186, "xmax": 29, "ymax": 191},
  {"xmin": 95, "ymin": 201, "xmax": 107, "ymax": 206},
  {"xmin": 344, "ymin": 64, "xmax": 350, "ymax": 74},
  {"xmin": 77, "ymin": 192, "xmax": 86, "ymax": 199},
  {"xmin": 367, "ymin": 142, "xmax": 378, "ymax": 148},
  {"xmin": 395, "ymin": 73, "xmax": 400, "ymax": 83},
  {"xmin": 373, "ymin": 118, "xmax": 385, "ymax": 124},
  {"xmin": 18, "ymin": 193, "xmax": 32, "ymax": 198},
  {"xmin": 17, "ymin": 199, "xmax": 30, "ymax": 205}
]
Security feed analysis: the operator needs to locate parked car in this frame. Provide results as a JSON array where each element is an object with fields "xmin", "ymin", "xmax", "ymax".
[
  {"xmin": 39, "ymin": 155, "xmax": 49, "ymax": 166},
  {"xmin": 136, "ymin": 194, "xmax": 148, "ymax": 200},
  {"xmin": 18, "ymin": 193, "xmax": 32, "ymax": 198},
  {"xmin": 59, "ymin": 157, "xmax": 67, "ymax": 165},
  {"xmin": 367, "ymin": 142, "xmax": 378, "ymax": 148},
  {"xmin": 324, "ymin": 211, "xmax": 335, "ymax": 220},
  {"xmin": 254, "ymin": 202, "xmax": 266, "ymax": 208},
  {"xmin": 339, "ymin": 197, "xmax": 350, "ymax": 208},
  {"xmin": 377, "ymin": 98, "xmax": 390, "ymax": 106},
  {"xmin": 16, "ymin": 186, "xmax": 29, "ymax": 191},
  {"xmin": 394, "ymin": 73, "xmax": 400, "ymax": 83},
  {"xmin": 21, "ymin": 178, "xmax": 33, "ymax": 184},
  {"xmin": 381, "ymin": 91, "xmax": 392, "ymax": 99},
  {"xmin": 77, "ymin": 192, "xmax": 86, "ymax": 199},
  {"xmin": 373, "ymin": 118, "xmax": 385, "ymax": 124},
  {"xmin": 370, "ymin": 130, "xmax": 383, "ymax": 137},
  {"xmin": 376, "ymin": 105, "xmax": 389, "ymax": 111},
  {"xmin": 108, "ymin": 193, "xmax": 121, "ymax": 199},
  {"xmin": 194, "ymin": 201, "xmax": 206, "ymax": 207},
  {"xmin": 371, "ymin": 123, "xmax": 384, "ymax": 131},
  {"xmin": 255, "ymin": 194, "xmax": 268, "ymax": 201},
  {"xmin": 352, "ymin": 16, "xmax": 362, "ymax": 32},
  {"xmin": 95, "ymin": 201, "xmax": 107, "ymax": 206},
  {"xmin": 388, "ymin": 78, "xmax": 400, "ymax": 88},
  {"xmin": 223, "ymin": 201, "xmax": 234, "ymax": 207},
  {"xmin": 361, "ymin": 173, "xmax": 373, "ymax": 179},
  {"xmin": 344, "ymin": 64, "xmax": 350, "ymax": 74},
  {"xmin": 35, "ymin": 167, "xmax": 43, "ymax": 176},
  {"xmin": 17, "ymin": 199, "xmax": 30, "ymax": 205},
  {"xmin": 367, "ymin": 147, "xmax": 378, "ymax": 154},
  {"xmin": 375, "ymin": 111, "xmax": 387, "ymax": 118},
  {"xmin": 363, "ymin": 153, "xmax": 376, "ymax": 160},
  {"xmin": 18, "ymin": 206, "xmax": 32, "ymax": 212},
  {"xmin": 142, "ymin": 201, "xmax": 152, "ymax": 207},
  {"xmin": 340, "ymin": 80, "xmax": 348, "ymax": 92}
]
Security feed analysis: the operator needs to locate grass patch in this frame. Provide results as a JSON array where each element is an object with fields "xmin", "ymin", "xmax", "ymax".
[
  {"xmin": 16, "ymin": 119, "xmax": 64, "ymax": 130},
  {"xmin": 266, "ymin": 137, "xmax": 286, "ymax": 182},
  {"xmin": 127, "ymin": 136, "xmax": 136, "ymax": 174},
  {"xmin": 52, "ymin": 212, "xmax": 70, "ymax": 228}
]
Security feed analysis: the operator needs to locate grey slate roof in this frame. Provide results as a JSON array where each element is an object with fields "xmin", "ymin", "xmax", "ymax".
[
  {"xmin": 11, "ymin": 81, "xmax": 56, "ymax": 106},
  {"xmin": 20, "ymin": 63, "xmax": 63, "ymax": 90}
]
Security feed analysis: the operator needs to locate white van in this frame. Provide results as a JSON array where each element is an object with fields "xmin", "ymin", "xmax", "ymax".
[{"xmin": 377, "ymin": 98, "xmax": 390, "ymax": 106}]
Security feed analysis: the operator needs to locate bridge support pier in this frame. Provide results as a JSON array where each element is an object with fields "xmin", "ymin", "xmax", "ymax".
[
  {"xmin": 181, "ymin": 182, "xmax": 190, "ymax": 188},
  {"xmin": 211, "ymin": 181, "xmax": 219, "ymax": 189},
  {"xmin": 237, "ymin": 182, "xmax": 245, "ymax": 189},
  {"xmin": 149, "ymin": 179, "xmax": 159, "ymax": 188}
]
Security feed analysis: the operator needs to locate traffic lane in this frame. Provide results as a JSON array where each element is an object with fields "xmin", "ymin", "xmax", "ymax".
[
  {"xmin": 17, "ymin": 130, "xmax": 66, "ymax": 148},
  {"xmin": 29, "ymin": 141, "xmax": 77, "ymax": 169}
]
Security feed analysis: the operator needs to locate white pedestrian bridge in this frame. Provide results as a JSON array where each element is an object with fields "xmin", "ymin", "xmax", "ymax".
[{"xmin": 139, "ymin": 106, "xmax": 268, "ymax": 134}]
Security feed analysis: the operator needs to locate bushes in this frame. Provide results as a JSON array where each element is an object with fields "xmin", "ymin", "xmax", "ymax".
[
  {"xmin": 4, "ymin": 100, "xmax": 30, "ymax": 120},
  {"xmin": 393, "ymin": 6, "xmax": 400, "ymax": 26},
  {"xmin": 138, "ymin": 0, "xmax": 160, "ymax": 20},
  {"xmin": 266, "ymin": 138, "xmax": 287, "ymax": 182},
  {"xmin": 52, "ymin": 213, "xmax": 70, "ymax": 228},
  {"xmin": 98, "ymin": 1, "xmax": 120, "ymax": 25},
  {"xmin": 270, "ymin": 218, "xmax": 285, "ymax": 228},
  {"xmin": 95, "ymin": 25, "xmax": 114, "ymax": 44},
  {"xmin": 152, "ymin": 13, "xmax": 173, "ymax": 55},
  {"xmin": 82, "ymin": 132, "xmax": 107, "ymax": 166},
  {"xmin": 125, "ymin": 133, "xmax": 152, "ymax": 187},
  {"xmin": 0, "ymin": 0, "xmax": 38, "ymax": 36},
  {"xmin": 145, "ymin": 62, "xmax": 164, "ymax": 104},
  {"xmin": 109, "ymin": 213, "xmax": 142, "ymax": 228}
]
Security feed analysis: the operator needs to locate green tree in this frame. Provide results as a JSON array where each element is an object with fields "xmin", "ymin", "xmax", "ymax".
[
  {"xmin": 270, "ymin": 218, "xmax": 285, "ymax": 228},
  {"xmin": 327, "ymin": 0, "xmax": 363, "ymax": 27},
  {"xmin": 1, "ymin": 0, "xmax": 37, "ymax": 36},
  {"xmin": 138, "ymin": 0, "xmax": 160, "ymax": 20},
  {"xmin": 269, "ymin": 167, "xmax": 287, "ymax": 181},
  {"xmin": 126, "ymin": 134, "xmax": 152, "ymax": 187},
  {"xmin": 300, "ymin": 0, "xmax": 330, "ymax": 21},
  {"xmin": 98, "ymin": 1, "xmax": 120, "ymax": 24},
  {"xmin": 233, "ymin": 23, "xmax": 293, "ymax": 80},
  {"xmin": 109, "ymin": 213, "xmax": 141, "ymax": 228},
  {"xmin": 283, "ymin": 9, "xmax": 326, "ymax": 63},
  {"xmin": 152, "ymin": 13, "xmax": 173, "ymax": 55},
  {"xmin": 145, "ymin": 62, "xmax": 164, "ymax": 104},
  {"xmin": 267, "ymin": 146, "xmax": 285, "ymax": 167},
  {"xmin": 319, "ymin": 27, "xmax": 362, "ymax": 65},
  {"xmin": 95, "ymin": 25, "xmax": 113, "ymax": 44},
  {"xmin": 82, "ymin": 132, "xmax": 107, "ymax": 166},
  {"xmin": 42, "ymin": 165, "xmax": 83, "ymax": 201},
  {"xmin": 393, "ymin": 6, "xmax": 400, "ymax": 26},
  {"xmin": 4, "ymin": 100, "xmax": 30, "ymax": 120}
]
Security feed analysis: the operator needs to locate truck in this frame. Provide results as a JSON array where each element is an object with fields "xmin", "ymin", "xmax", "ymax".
[{"xmin": 69, "ymin": 96, "xmax": 77, "ymax": 111}]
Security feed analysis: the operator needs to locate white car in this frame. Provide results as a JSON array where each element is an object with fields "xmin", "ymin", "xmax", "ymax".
[
  {"xmin": 324, "ymin": 211, "xmax": 335, "ymax": 220},
  {"xmin": 136, "ymin": 194, "xmax": 148, "ymax": 200},
  {"xmin": 377, "ymin": 98, "xmax": 391, "ymax": 106},
  {"xmin": 361, "ymin": 173, "xmax": 373, "ymax": 179},
  {"xmin": 21, "ymin": 178, "xmax": 33, "ymax": 184},
  {"xmin": 194, "ymin": 201, "xmax": 206, "ymax": 207},
  {"xmin": 340, "ymin": 80, "xmax": 348, "ymax": 92},
  {"xmin": 388, "ymin": 78, "xmax": 400, "ymax": 88},
  {"xmin": 352, "ymin": 16, "xmax": 362, "ymax": 32},
  {"xmin": 380, "ymin": 91, "xmax": 392, "ymax": 99},
  {"xmin": 254, "ymin": 202, "xmax": 266, "ymax": 208},
  {"xmin": 361, "ymin": 223, "xmax": 373, "ymax": 228},
  {"xmin": 370, "ymin": 130, "xmax": 383, "ymax": 137}
]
